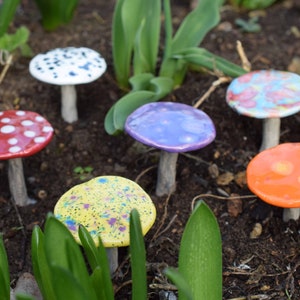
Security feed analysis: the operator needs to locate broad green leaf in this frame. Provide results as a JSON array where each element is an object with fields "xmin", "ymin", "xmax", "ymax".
[
  {"xmin": 90, "ymin": 267, "xmax": 108, "ymax": 300},
  {"xmin": 178, "ymin": 201, "xmax": 222, "ymax": 300},
  {"xmin": 176, "ymin": 47, "xmax": 247, "ymax": 78},
  {"xmin": 78, "ymin": 225, "xmax": 114, "ymax": 300},
  {"xmin": 33, "ymin": 0, "xmax": 78, "ymax": 31},
  {"xmin": 112, "ymin": 0, "xmax": 144, "ymax": 87},
  {"xmin": 129, "ymin": 73, "xmax": 155, "ymax": 91},
  {"xmin": 133, "ymin": 0, "xmax": 161, "ymax": 75},
  {"xmin": 130, "ymin": 209, "xmax": 147, "ymax": 300},
  {"xmin": 0, "ymin": 0, "xmax": 20, "ymax": 37},
  {"xmin": 0, "ymin": 235, "xmax": 10, "ymax": 300},
  {"xmin": 44, "ymin": 216, "xmax": 94, "ymax": 298},
  {"xmin": 31, "ymin": 226, "xmax": 57, "ymax": 300},
  {"xmin": 171, "ymin": 0, "xmax": 222, "ymax": 54},
  {"xmin": 164, "ymin": 268, "xmax": 193, "ymax": 300},
  {"xmin": 0, "ymin": 26, "xmax": 30, "ymax": 53},
  {"xmin": 50, "ymin": 265, "xmax": 90, "ymax": 300}
]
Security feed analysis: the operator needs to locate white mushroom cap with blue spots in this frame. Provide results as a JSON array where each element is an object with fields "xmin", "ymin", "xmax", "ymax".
[{"xmin": 29, "ymin": 47, "xmax": 107, "ymax": 85}]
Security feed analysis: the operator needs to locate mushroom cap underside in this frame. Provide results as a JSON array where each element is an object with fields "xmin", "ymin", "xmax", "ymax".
[
  {"xmin": 247, "ymin": 143, "xmax": 300, "ymax": 208},
  {"xmin": 54, "ymin": 176, "xmax": 156, "ymax": 247},
  {"xmin": 226, "ymin": 70, "xmax": 300, "ymax": 118},
  {"xmin": 125, "ymin": 102, "xmax": 216, "ymax": 153},
  {"xmin": 0, "ymin": 110, "xmax": 54, "ymax": 159},
  {"xmin": 29, "ymin": 47, "xmax": 107, "ymax": 85}
]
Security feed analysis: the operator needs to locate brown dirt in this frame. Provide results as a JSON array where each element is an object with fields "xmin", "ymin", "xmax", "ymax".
[{"xmin": 1, "ymin": 0, "xmax": 300, "ymax": 299}]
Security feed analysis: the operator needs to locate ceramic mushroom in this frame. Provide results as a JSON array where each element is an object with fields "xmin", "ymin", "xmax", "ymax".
[
  {"xmin": 54, "ymin": 176, "xmax": 156, "ymax": 274},
  {"xmin": 226, "ymin": 70, "xmax": 300, "ymax": 152},
  {"xmin": 247, "ymin": 143, "xmax": 300, "ymax": 222},
  {"xmin": 29, "ymin": 47, "xmax": 107, "ymax": 123},
  {"xmin": 0, "ymin": 110, "xmax": 54, "ymax": 206},
  {"xmin": 125, "ymin": 102, "xmax": 216, "ymax": 196}
]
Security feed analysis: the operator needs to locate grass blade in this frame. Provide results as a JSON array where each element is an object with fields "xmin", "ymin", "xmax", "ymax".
[
  {"xmin": 0, "ymin": 235, "xmax": 10, "ymax": 300},
  {"xmin": 130, "ymin": 209, "xmax": 147, "ymax": 300}
]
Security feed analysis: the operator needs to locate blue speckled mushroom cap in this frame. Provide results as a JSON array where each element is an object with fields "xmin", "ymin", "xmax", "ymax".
[
  {"xmin": 125, "ymin": 102, "xmax": 216, "ymax": 153},
  {"xmin": 29, "ymin": 47, "xmax": 107, "ymax": 85}
]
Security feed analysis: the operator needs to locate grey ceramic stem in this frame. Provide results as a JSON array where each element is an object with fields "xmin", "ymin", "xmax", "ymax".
[
  {"xmin": 283, "ymin": 208, "xmax": 300, "ymax": 222},
  {"xmin": 106, "ymin": 247, "xmax": 118, "ymax": 275},
  {"xmin": 260, "ymin": 117, "xmax": 280, "ymax": 152},
  {"xmin": 156, "ymin": 151, "xmax": 179, "ymax": 196},
  {"xmin": 8, "ymin": 158, "xmax": 32, "ymax": 206},
  {"xmin": 61, "ymin": 85, "xmax": 78, "ymax": 123}
]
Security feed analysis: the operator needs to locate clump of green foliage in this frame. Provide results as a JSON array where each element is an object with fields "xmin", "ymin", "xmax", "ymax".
[{"xmin": 105, "ymin": 0, "xmax": 247, "ymax": 135}]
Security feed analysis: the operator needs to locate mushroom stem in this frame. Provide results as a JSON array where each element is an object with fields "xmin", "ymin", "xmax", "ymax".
[
  {"xmin": 283, "ymin": 208, "xmax": 300, "ymax": 222},
  {"xmin": 260, "ymin": 117, "xmax": 280, "ymax": 152},
  {"xmin": 8, "ymin": 158, "xmax": 33, "ymax": 206},
  {"xmin": 106, "ymin": 247, "xmax": 118, "ymax": 275},
  {"xmin": 61, "ymin": 85, "xmax": 78, "ymax": 123},
  {"xmin": 156, "ymin": 151, "xmax": 178, "ymax": 196}
]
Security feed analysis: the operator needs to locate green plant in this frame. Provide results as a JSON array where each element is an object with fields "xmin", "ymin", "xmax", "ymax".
[
  {"xmin": 0, "ymin": 234, "xmax": 10, "ymax": 300},
  {"xmin": 32, "ymin": 0, "xmax": 79, "ymax": 31},
  {"xmin": 165, "ymin": 200, "xmax": 222, "ymax": 299},
  {"xmin": 73, "ymin": 166, "xmax": 94, "ymax": 181},
  {"xmin": 0, "ymin": 0, "xmax": 32, "ymax": 57},
  {"xmin": 105, "ymin": 0, "xmax": 247, "ymax": 135},
  {"xmin": 31, "ymin": 210, "xmax": 147, "ymax": 299},
  {"xmin": 235, "ymin": 16, "xmax": 261, "ymax": 33}
]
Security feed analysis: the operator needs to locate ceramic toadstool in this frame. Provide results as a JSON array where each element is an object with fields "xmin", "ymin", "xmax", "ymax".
[
  {"xmin": 54, "ymin": 175, "xmax": 156, "ymax": 274},
  {"xmin": 29, "ymin": 47, "xmax": 107, "ymax": 123},
  {"xmin": 0, "ymin": 110, "xmax": 54, "ymax": 206},
  {"xmin": 125, "ymin": 102, "xmax": 216, "ymax": 196},
  {"xmin": 247, "ymin": 143, "xmax": 300, "ymax": 222},
  {"xmin": 226, "ymin": 70, "xmax": 300, "ymax": 152}
]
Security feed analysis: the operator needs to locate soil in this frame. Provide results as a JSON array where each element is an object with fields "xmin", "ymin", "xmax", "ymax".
[{"xmin": 1, "ymin": 0, "xmax": 300, "ymax": 299}]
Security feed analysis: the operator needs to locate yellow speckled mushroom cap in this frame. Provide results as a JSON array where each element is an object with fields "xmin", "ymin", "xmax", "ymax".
[{"xmin": 54, "ymin": 176, "xmax": 156, "ymax": 247}]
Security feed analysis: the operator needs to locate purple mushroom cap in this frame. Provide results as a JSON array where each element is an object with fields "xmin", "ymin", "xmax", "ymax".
[
  {"xmin": 226, "ymin": 70, "xmax": 300, "ymax": 118},
  {"xmin": 125, "ymin": 102, "xmax": 216, "ymax": 153}
]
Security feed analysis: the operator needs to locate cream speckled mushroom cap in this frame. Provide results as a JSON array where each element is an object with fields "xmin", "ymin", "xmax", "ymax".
[
  {"xmin": 29, "ymin": 47, "xmax": 107, "ymax": 85},
  {"xmin": 54, "ymin": 176, "xmax": 156, "ymax": 247}
]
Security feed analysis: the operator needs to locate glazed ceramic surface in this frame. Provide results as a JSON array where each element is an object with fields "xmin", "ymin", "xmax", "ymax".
[
  {"xmin": 54, "ymin": 176, "xmax": 156, "ymax": 247},
  {"xmin": 247, "ymin": 143, "xmax": 300, "ymax": 208},
  {"xmin": 29, "ymin": 47, "xmax": 107, "ymax": 85},
  {"xmin": 125, "ymin": 102, "xmax": 216, "ymax": 153},
  {"xmin": 0, "ymin": 110, "xmax": 54, "ymax": 159},
  {"xmin": 226, "ymin": 70, "xmax": 300, "ymax": 118}
]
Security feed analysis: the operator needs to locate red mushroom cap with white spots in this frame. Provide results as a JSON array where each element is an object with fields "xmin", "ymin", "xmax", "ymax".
[{"xmin": 0, "ymin": 110, "xmax": 54, "ymax": 159}]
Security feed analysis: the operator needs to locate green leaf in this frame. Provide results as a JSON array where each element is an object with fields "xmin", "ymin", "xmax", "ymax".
[
  {"xmin": 31, "ymin": 226, "xmax": 57, "ymax": 300},
  {"xmin": 112, "ymin": 0, "xmax": 145, "ymax": 87},
  {"xmin": 0, "ymin": 235, "xmax": 10, "ymax": 300},
  {"xmin": 0, "ymin": 26, "xmax": 30, "ymax": 53},
  {"xmin": 50, "ymin": 265, "xmax": 90, "ymax": 300},
  {"xmin": 130, "ymin": 209, "xmax": 147, "ymax": 300},
  {"xmin": 164, "ymin": 268, "xmax": 193, "ymax": 300},
  {"xmin": 178, "ymin": 201, "xmax": 222, "ymax": 300},
  {"xmin": 133, "ymin": 0, "xmax": 161, "ymax": 75},
  {"xmin": 90, "ymin": 267, "xmax": 108, "ymax": 300},
  {"xmin": 175, "ymin": 47, "xmax": 247, "ymax": 78},
  {"xmin": 44, "ymin": 216, "xmax": 95, "ymax": 298},
  {"xmin": 15, "ymin": 294, "xmax": 36, "ymax": 300},
  {"xmin": 33, "ymin": 0, "xmax": 78, "ymax": 31},
  {"xmin": 171, "ymin": 0, "xmax": 222, "ymax": 53},
  {"xmin": 0, "ymin": 0, "xmax": 20, "ymax": 37},
  {"xmin": 129, "ymin": 73, "xmax": 155, "ymax": 91},
  {"xmin": 78, "ymin": 225, "xmax": 114, "ymax": 300}
]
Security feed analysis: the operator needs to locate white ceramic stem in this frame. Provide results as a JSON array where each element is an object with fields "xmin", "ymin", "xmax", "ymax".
[
  {"xmin": 61, "ymin": 85, "xmax": 78, "ymax": 123},
  {"xmin": 8, "ymin": 158, "xmax": 32, "ymax": 206},
  {"xmin": 259, "ymin": 117, "xmax": 280, "ymax": 152},
  {"xmin": 106, "ymin": 247, "xmax": 118, "ymax": 275},
  {"xmin": 156, "ymin": 151, "xmax": 179, "ymax": 196},
  {"xmin": 283, "ymin": 208, "xmax": 300, "ymax": 222}
]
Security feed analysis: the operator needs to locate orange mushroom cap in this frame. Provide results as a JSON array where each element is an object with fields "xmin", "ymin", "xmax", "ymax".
[{"xmin": 247, "ymin": 143, "xmax": 300, "ymax": 208}]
